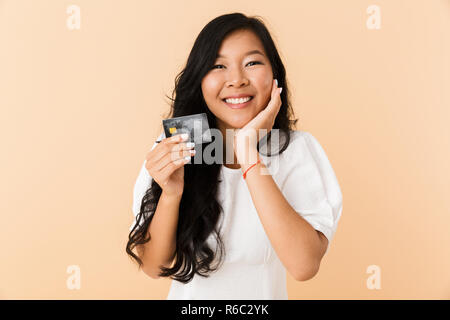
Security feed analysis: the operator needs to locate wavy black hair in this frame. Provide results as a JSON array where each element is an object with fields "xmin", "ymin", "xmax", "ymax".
[{"xmin": 126, "ymin": 12, "xmax": 298, "ymax": 283}]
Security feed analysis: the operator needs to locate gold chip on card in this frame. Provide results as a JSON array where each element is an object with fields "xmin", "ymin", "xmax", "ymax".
[{"xmin": 162, "ymin": 113, "xmax": 212, "ymax": 144}]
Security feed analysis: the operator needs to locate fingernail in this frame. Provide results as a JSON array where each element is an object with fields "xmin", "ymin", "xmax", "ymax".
[
  {"xmin": 279, "ymin": 87, "xmax": 283, "ymax": 94},
  {"xmin": 181, "ymin": 133, "xmax": 189, "ymax": 141},
  {"xmin": 275, "ymin": 79, "xmax": 278, "ymax": 87},
  {"xmin": 186, "ymin": 142, "xmax": 195, "ymax": 148}
]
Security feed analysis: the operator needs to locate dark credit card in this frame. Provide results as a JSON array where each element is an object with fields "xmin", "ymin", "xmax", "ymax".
[{"xmin": 162, "ymin": 113, "xmax": 212, "ymax": 144}]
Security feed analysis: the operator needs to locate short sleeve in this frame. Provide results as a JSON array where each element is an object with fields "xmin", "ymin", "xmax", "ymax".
[
  {"xmin": 282, "ymin": 131, "xmax": 343, "ymax": 253},
  {"xmin": 129, "ymin": 132, "xmax": 165, "ymax": 232}
]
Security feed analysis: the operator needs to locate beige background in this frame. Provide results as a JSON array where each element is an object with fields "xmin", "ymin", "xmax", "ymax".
[{"xmin": 0, "ymin": 0, "xmax": 449, "ymax": 299}]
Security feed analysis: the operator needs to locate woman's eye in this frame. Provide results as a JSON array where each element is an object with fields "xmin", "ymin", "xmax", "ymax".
[
  {"xmin": 247, "ymin": 61, "xmax": 261, "ymax": 66},
  {"xmin": 212, "ymin": 61, "xmax": 262, "ymax": 69}
]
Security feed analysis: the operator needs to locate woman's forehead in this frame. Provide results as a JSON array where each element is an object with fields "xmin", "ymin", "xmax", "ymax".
[{"xmin": 217, "ymin": 30, "xmax": 264, "ymax": 55}]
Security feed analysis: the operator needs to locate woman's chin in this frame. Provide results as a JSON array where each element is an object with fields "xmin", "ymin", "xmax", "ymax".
[
  {"xmin": 227, "ymin": 110, "xmax": 258, "ymax": 127},
  {"xmin": 226, "ymin": 119, "xmax": 249, "ymax": 130}
]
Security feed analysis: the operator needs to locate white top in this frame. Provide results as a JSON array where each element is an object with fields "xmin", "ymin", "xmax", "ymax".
[{"xmin": 130, "ymin": 130, "xmax": 343, "ymax": 300}]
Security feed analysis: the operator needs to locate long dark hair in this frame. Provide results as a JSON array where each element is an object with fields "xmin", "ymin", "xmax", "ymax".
[{"xmin": 126, "ymin": 12, "xmax": 298, "ymax": 283}]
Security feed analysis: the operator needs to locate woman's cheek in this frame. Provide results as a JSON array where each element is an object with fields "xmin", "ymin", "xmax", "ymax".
[
  {"xmin": 265, "ymin": 75, "xmax": 274, "ymax": 90},
  {"xmin": 203, "ymin": 81, "xmax": 222, "ymax": 102},
  {"xmin": 255, "ymin": 75, "xmax": 272, "ymax": 99},
  {"xmin": 259, "ymin": 79, "xmax": 273, "ymax": 107}
]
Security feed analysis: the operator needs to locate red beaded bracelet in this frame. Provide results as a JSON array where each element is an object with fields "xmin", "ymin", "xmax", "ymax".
[{"xmin": 243, "ymin": 159, "xmax": 261, "ymax": 179}]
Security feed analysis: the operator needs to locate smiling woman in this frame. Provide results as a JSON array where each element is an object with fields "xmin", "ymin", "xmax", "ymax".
[
  {"xmin": 202, "ymin": 29, "xmax": 274, "ymax": 133},
  {"xmin": 126, "ymin": 12, "xmax": 343, "ymax": 300}
]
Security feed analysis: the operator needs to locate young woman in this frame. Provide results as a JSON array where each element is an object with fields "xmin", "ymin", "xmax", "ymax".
[{"xmin": 126, "ymin": 13, "xmax": 343, "ymax": 299}]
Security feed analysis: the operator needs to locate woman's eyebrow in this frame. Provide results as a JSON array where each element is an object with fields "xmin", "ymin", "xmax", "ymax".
[{"xmin": 216, "ymin": 49, "xmax": 265, "ymax": 59}]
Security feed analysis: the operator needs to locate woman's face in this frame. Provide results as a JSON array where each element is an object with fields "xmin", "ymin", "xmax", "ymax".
[{"xmin": 201, "ymin": 29, "xmax": 274, "ymax": 135}]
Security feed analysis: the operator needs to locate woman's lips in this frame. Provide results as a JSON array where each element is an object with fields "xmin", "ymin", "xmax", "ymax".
[{"xmin": 222, "ymin": 96, "xmax": 254, "ymax": 109}]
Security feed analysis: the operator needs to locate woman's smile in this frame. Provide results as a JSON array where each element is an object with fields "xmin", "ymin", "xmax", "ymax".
[{"xmin": 222, "ymin": 95, "xmax": 254, "ymax": 109}]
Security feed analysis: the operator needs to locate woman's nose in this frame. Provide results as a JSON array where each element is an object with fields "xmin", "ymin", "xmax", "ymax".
[{"xmin": 226, "ymin": 71, "xmax": 249, "ymax": 87}]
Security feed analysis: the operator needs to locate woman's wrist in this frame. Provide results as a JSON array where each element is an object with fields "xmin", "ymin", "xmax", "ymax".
[
  {"xmin": 234, "ymin": 131, "xmax": 261, "ymax": 172},
  {"xmin": 236, "ymin": 148, "xmax": 260, "ymax": 172},
  {"xmin": 161, "ymin": 190, "xmax": 183, "ymax": 203}
]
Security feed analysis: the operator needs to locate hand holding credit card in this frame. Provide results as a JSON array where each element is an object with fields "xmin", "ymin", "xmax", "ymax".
[{"xmin": 161, "ymin": 113, "xmax": 212, "ymax": 145}]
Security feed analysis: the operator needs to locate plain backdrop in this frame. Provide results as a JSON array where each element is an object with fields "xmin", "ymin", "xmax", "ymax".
[{"xmin": 0, "ymin": 0, "xmax": 449, "ymax": 299}]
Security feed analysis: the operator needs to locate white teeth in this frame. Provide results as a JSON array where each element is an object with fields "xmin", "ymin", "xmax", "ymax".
[{"xmin": 225, "ymin": 96, "xmax": 252, "ymax": 104}]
